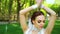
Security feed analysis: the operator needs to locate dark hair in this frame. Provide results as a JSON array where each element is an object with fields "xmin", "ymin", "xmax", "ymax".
[{"xmin": 31, "ymin": 11, "xmax": 44, "ymax": 24}]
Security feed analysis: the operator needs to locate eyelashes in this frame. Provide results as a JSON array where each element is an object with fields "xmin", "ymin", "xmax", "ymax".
[
  {"xmin": 43, "ymin": 21, "xmax": 45, "ymax": 23},
  {"xmin": 38, "ymin": 20, "xmax": 41, "ymax": 23},
  {"xmin": 37, "ymin": 20, "xmax": 45, "ymax": 23}
]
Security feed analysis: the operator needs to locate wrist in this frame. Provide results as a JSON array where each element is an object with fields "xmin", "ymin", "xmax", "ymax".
[
  {"xmin": 31, "ymin": 4, "xmax": 38, "ymax": 9},
  {"xmin": 41, "ymin": 4, "xmax": 44, "ymax": 8}
]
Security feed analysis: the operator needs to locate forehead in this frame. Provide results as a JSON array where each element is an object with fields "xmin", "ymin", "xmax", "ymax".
[{"xmin": 35, "ymin": 15, "xmax": 45, "ymax": 20}]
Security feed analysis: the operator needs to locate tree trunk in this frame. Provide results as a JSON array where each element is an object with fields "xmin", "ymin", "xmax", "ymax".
[
  {"xmin": 8, "ymin": 0, "xmax": 13, "ymax": 23},
  {"xmin": 17, "ymin": 0, "xmax": 20, "ymax": 22}
]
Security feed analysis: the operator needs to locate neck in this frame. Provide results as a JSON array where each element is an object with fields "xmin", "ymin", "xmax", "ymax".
[{"xmin": 32, "ymin": 25, "xmax": 42, "ymax": 32}]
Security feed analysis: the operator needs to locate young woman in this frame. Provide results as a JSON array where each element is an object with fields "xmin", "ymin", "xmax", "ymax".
[{"xmin": 19, "ymin": 0, "xmax": 56, "ymax": 34}]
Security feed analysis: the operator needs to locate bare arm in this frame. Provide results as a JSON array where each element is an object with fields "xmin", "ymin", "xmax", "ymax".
[
  {"xmin": 20, "ymin": 6, "xmax": 36, "ymax": 32},
  {"xmin": 19, "ymin": 4, "xmax": 41, "ymax": 32},
  {"xmin": 19, "ymin": 0, "xmax": 43, "ymax": 32},
  {"xmin": 42, "ymin": 6, "xmax": 56, "ymax": 34}
]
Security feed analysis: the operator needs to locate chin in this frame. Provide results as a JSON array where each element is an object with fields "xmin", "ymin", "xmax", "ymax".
[
  {"xmin": 38, "ymin": 26, "xmax": 43, "ymax": 29},
  {"xmin": 38, "ymin": 27, "xmax": 42, "ymax": 30}
]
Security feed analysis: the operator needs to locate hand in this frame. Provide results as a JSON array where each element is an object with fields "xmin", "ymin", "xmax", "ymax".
[
  {"xmin": 36, "ymin": 0, "xmax": 43, "ymax": 7},
  {"xmin": 36, "ymin": 0, "xmax": 43, "ymax": 4}
]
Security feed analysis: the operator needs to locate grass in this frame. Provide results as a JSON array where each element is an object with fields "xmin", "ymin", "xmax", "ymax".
[{"xmin": 0, "ymin": 20, "xmax": 60, "ymax": 34}]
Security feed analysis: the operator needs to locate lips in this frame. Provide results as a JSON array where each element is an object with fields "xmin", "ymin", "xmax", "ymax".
[{"xmin": 39, "ymin": 26, "xmax": 43, "ymax": 28}]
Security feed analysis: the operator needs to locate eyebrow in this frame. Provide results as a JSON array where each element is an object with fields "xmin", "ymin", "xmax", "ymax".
[{"xmin": 37, "ymin": 20, "xmax": 45, "ymax": 21}]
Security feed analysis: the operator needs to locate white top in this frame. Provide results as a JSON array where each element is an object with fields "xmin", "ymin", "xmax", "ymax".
[
  {"xmin": 24, "ymin": 19, "xmax": 45, "ymax": 34},
  {"xmin": 24, "ymin": 25, "xmax": 45, "ymax": 34}
]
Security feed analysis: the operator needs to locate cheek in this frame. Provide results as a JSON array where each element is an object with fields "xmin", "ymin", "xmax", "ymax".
[
  {"xmin": 33, "ymin": 21, "xmax": 45, "ymax": 27},
  {"xmin": 41, "ymin": 23, "xmax": 45, "ymax": 25},
  {"xmin": 33, "ymin": 22, "xmax": 39, "ymax": 27}
]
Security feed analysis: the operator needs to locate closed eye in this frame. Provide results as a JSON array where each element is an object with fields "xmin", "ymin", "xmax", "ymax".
[
  {"xmin": 43, "ymin": 20, "xmax": 45, "ymax": 23},
  {"xmin": 38, "ymin": 20, "xmax": 41, "ymax": 23}
]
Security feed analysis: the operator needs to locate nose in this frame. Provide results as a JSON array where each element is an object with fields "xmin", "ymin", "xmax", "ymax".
[{"xmin": 40, "ymin": 22, "xmax": 44, "ymax": 26}]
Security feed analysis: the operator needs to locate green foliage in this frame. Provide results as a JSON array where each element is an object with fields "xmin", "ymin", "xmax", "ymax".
[
  {"xmin": 0, "ymin": 0, "xmax": 60, "ymax": 21},
  {"xmin": 0, "ymin": 20, "xmax": 60, "ymax": 34}
]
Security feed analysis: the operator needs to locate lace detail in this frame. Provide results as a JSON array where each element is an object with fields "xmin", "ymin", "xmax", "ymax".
[
  {"xmin": 25, "ymin": 18, "xmax": 45, "ymax": 34},
  {"xmin": 25, "ymin": 26, "xmax": 45, "ymax": 34}
]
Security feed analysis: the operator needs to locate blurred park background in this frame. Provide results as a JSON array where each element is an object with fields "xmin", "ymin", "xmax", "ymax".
[{"xmin": 0, "ymin": 0, "xmax": 60, "ymax": 34}]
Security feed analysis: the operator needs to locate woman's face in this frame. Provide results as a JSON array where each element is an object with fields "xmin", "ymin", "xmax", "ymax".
[{"xmin": 33, "ymin": 15, "xmax": 45, "ymax": 29}]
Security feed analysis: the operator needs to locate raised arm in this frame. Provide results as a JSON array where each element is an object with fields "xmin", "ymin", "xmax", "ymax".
[
  {"xmin": 19, "ymin": 0, "xmax": 43, "ymax": 32},
  {"xmin": 42, "ymin": 5, "xmax": 56, "ymax": 34},
  {"xmin": 20, "ymin": 5, "xmax": 37, "ymax": 32}
]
